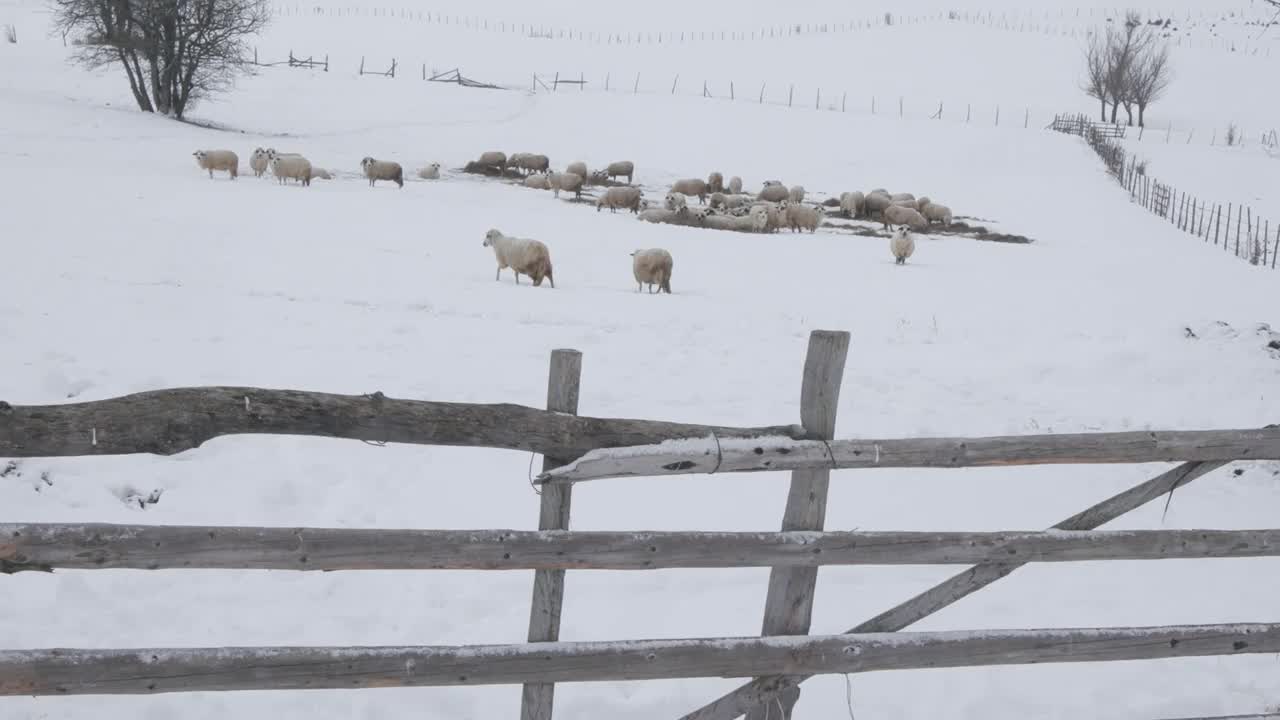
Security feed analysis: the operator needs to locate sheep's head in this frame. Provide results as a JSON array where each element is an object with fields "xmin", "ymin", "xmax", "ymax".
[
  {"xmin": 193, "ymin": 151, "xmax": 206, "ymax": 160},
  {"xmin": 360, "ymin": 157, "xmax": 375, "ymax": 170},
  {"xmin": 429, "ymin": 162, "xmax": 440, "ymax": 170},
  {"xmin": 483, "ymin": 229, "xmax": 502, "ymax": 247}
]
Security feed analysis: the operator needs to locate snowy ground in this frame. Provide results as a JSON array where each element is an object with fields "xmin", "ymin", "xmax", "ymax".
[{"xmin": 2, "ymin": 0, "xmax": 1280, "ymax": 718}]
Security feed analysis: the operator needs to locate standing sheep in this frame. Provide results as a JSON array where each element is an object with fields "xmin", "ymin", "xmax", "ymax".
[
  {"xmin": 750, "ymin": 202, "xmax": 786, "ymax": 233},
  {"xmin": 360, "ymin": 157, "xmax": 404, "ymax": 188},
  {"xmin": 783, "ymin": 201, "xmax": 822, "ymax": 233},
  {"xmin": 882, "ymin": 204, "xmax": 928, "ymax": 231},
  {"xmin": 707, "ymin": 172, "xmax": 724, "ymax": 194},
  {"xmin": 514, "ymin": 153, "xmax": 550, "ymax": 175},
  {"xmin": 193, "ymin": 150, "xmax": 238, "ymax": 179},
  {"xmin": 891, "ymin": 192, "xmax": 916, "ymax": 203},
  {"xmin": 597, "ymin": 185, "xmax": 644, "ymax": 213},
  {"xmin": 863, "ymin": 191, "xmax": 894, "ymax": 218},
  {"xmin": 249, "ymin": 148, "xmax": 270, "ymax": 177},
  {"xmin": 728, "ymin": 176, "xmax": 743, "ymax": 194},
  {"xmin": 631, "ymin": 248, "xmax": 673, "ymax": 294},
  {"xmin": 670, "ymin": 178, "xmax": 708, "ymax": 204},
  {"xmin": 788, "ymin": 185, "xmax": 806, "ymax": 203},
  {"xmin": 890, "ymin": 225, "xmax": 916, "ymax": 265},
  {"xmin": 603, "ymin": 160, "xmax": 634, "ymax": 183},
  {"xmin": 839, "ymin": 191, "xmax": 865, "ymax": 218},
  {"xmin": 566, "ymin": 161, "xmax": 588, "ymax": 181},
  {"xmin": 477, "ymin": 151, "xmax": 508, "ymax": 174},
  {"xmin": 919, "ymin": 201, "xmax": 953, "ymax": 226},
  {"xmin": 269, "ymin": 155, "xmax": 312, "ymax": 186},
  {"xmin": 483, "ymin": 229, "xmax": 554, "ymax": 287},
  {"xmin": 915, "ymin": 196, "xmax": 931, "ymax": 211},
  {"xmin": 417, "ymin": 163, "xmax": 442, "ymax": 180},
  {"xmin": 549, "ymin": 171, "xmax": 585, "ymax": 199},
  {"xmin": 757, "ymin": 183, "xmax": 790, "ymax": 202}
]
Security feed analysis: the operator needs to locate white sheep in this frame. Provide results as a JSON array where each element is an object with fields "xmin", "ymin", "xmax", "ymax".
[
  {"xmin": 891, "ymin": 192, "xmax": 916, "ymax": 202},
  {"xmin": 919, "ymin": 201, "xmax": 953, "ymax": 226},
  {"xmin": 417, "ymin": 163, "xmax": 442, "ymax": 180},
  {"xmin": 728, "ymin": 176, "xmax": 743, "ymax": 194},
  {"xmin": 360, "ymin": 157, "xmax": 404, "ymax": 188},
  {"xmin": 839, "ymin": 191, "xmax": 865, "ymax": 218},
  {"xmin": 483, "ymin": 229, "xmax": 554, "ymax": 287},
  {"xmin": 524, "ymin": 174, "xmax": 551, "ymax": 190},
  {"xmin": 566, "ymin": 161, "xmax": 588, "ymax": 181},
  {"xmin": 890, "ymin": 225, "xmax": 916, "ymax": 265},
  {"xmin": 249, "ymin": 148, "xmax": 270, "ymax": 177},
  {"xmin": 863, "ymin": 191, "xmax": 894, "ymax": 217},
  {"xmin": 597, "ymin": 185, "xmax": 644, "ymax": 213},
  {"xmin": 664, "ymin": 192, "xmax": 689, "ymax": 213},
  {"xmin": 757, "ymin": 183, "xmax": 790, "ymax": 202},
  {"xmin": 707, "ymin": 172, "xmax": 724, "ymax": 194},
  {"xmin": 670, "ymin": 178, "xmax": 708, "ymax": 204},
  {"xmin": 638, "ymin": 208, "xmax": 677, "ymax": 224},
  {"xmin": 477, "ymin": 151, "xmax": 508, "ymax": 174},
  {"xmin": 515, "ymin": 153, "xmax": 550, "ymax": 174},
  {"xmin": 915, "ymin": 196, "xmax": 931, "ymax": 211},
  {"xmin": 783, "ymin": 201, "xmax": 822, "ymax": 233},
  {"xmin": 631, "ymin": 248, "xmax": 673, "ymax": 294},
  {"xmin": 603, "ymin": 160, "xmax": 634, "ymax": 183},
  {"xmin": 549, "ymin": 171, "xmax": 584, "ymax": 199},
  {"xmin": 788, "ymin": 185, "xmax": 806, "ymax": 203},
  {"xmin": 881, "ymin": 204, "xmax": 928, "ymax": 230},
  {"xmin": 750, "ymin": 202, "xmax": 786, "ymax": 233},
  {"xmin": 193, "ymin": 150, "xmax": 238, "ymax": 179},
  {"xmin": 705, "ymin": 212, "xmax": 767, "ymax": 233},
  {"xmin": 269, "ymin": 155, "xmax": 312, "ymax": 186}
]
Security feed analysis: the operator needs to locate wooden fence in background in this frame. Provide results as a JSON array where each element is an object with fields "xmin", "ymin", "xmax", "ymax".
[{"xmin": 3, "ymin": 331, "xmax": 1280, "ymax": 720}]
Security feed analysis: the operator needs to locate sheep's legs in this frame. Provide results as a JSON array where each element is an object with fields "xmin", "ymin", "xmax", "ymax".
[{"xmin": 494, "ymin": 268, "xmax": 501, "ymax": 282}]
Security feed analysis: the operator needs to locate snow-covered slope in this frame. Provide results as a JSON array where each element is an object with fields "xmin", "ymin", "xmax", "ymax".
[{"xmin": 2, "ymin": 1, "xmax": 1279, "ymax": 718}]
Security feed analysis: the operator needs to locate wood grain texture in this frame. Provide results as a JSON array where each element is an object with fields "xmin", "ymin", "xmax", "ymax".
[
  {"xmin": 0, "ymin": 386, "xmax": 809, "ymax": 460},
  {"xmin": 3, "ymin": 623, "xmax": 1277, "ymax": 696},
  {"xmin": 7, "ymin": 524, "xmax": 1279, "ymax": 573},
  {"xmin": 523, "ymin": 350, "xmax": 582, "ymax": 720},
  {"xmin": 681, "ymin": 460, "xmax": 1228, "ymax": 720},
  {"xmin": 540, "ymin": 427, "xmax": 1280, "ymax": 483}
]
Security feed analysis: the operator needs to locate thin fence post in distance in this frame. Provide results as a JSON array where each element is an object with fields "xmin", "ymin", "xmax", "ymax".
[
  {"xmin": 788, "ymin": 84, "xmax": 793, "ymax": 107},
  {"xmin": 671, "ymin": 74, "xmax": 679, "ymax": 95},
  {"xmin": 634, "ymin": 72, "xmax": 640, "ymax": 94}
]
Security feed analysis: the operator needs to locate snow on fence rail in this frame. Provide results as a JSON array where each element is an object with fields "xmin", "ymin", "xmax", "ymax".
[
  {"xmin": 2, "ymin": 331, "xmax": 1278, "ymax": 720},
  {"xmin": 1052, "ymin": 113, "xmax": 1280, "ymax": 272}
]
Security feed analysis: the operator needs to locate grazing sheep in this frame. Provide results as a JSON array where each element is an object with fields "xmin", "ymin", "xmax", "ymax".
[
  {"xmin": 249, "ymin": 148, "xmax": 270, "ymax": 177},
  {"xmin": 707, "ymin": 172, "xmax": 724, "ymax": 194},
  {"xmin": 839, "ymin": 191, "xmax": 865, "ymax": 218},
  {"xmin": 728, "ymin": 176, "xmax": 743, "ymax": 194},
  {"xmin": 920, "ymin": 202, "xmax": 954, "ymax": 226},
  {"xmin": 360, "ymin": 157, "xmax": 404, "ymax": 188},
  {"xmin": 891, "ymin": 192, "xmax": 916, "ymax": 202},
  {"xmin": 597, "ymin": 185, "xmax": 644, "ymax": 213},
  {"xmin": 665, "ymin": 192, "xmax": 689, "ymax": 213},
  {"xmin": 566, "ymin": 161, "xmax": 588, "ymax": 181},
  {"xmin": 508, "ymin": 153, "xmax": 527, "ymax": 172},
  {"xmin": 604, "ymin": 160, "xmax": 634, "ymax": 183},
  {"xmin": 631, "ymin": 248, "xmax": 673, "ymax": 294},
  {"xmin": 783, "ymin": 201, "xmax": 823, "ymax": 233},
  {"xmin": 788, "ymin": 185, "xmax": 806, "ymax": 203},
  {"xmin": 269, "ymin": 155, "xmax": 312, "ymax": 186},
  {"xmin": 483, "ymin": 229, "xmax": 554, "ymax": 287},
  {"xmin": 524, "ymin": 174, "xmax": 551, "ymax": 190},
  {"xmin": 890, "ymin": 226, "xmax": 916, "ymax": 265},
  {"xmin": 915, "ymin": 196, "xmax": 931, "ymax": 211},
  {"xmin": 417, "ymin": 163, "xmax": 442, "ymax": 180},
  {"xmin": 310, "ymin": 168, "xmax": 334, "ymax": 180},
  {"xmin": 882, "ymin": 204, "xmax": 928, "ymax": 230},
  {"xmin": 705, "ymin": 212, "xmax": 767, "ymax": 233},
  {"xmin": 670, "ymin": 178, "xmax": 708, "ymax": 204},
  {"xmin": 193, "ymin": 150, "xmax": 238, "ymax": 179},
  {"xmin": 863, "ymin": 191, "xmax": 894, "ymax": 217},
  {"xmin": 549, "ymin": 171, "xmax": 584, "ymax": 199},
  {"xmin": 477, "ymin": 151, "xmax": 508, "ymax": 174},
  {"xmin": 515, "ymin": 153, "xmax": 550, "ymax": 174},
  {"xmin": 757, "ymin": 183, "xmax": 790, "ymax": 202}
]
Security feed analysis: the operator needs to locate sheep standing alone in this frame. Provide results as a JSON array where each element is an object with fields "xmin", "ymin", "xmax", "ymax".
[
  {"xmin": 631, "ymin": 248, "xmax": 673, "ymax": 294},
  {"xmin": 360, "ymin": 157, "xmax": 404, "ymax": 188},
  {"xmin": 882, "ymin": 204, "xmax": 928, "ymax": 230},
  {"xmin": 757, "ymin": 183, "xmax": 790, "ymax": 202},
  {"xmin": 269, "ymin": 155, "xmax": 312, "ymax": 186},
  {"xmin": 919, "ymin": 201, "xmax": 953, "ymax": 226},
  {"xmin": 193, "ymin": 150, "xmax": 238, "ymax": 179},
  {"xmin": 549, "ymin": 171, "xmax": 585, "ymax": 199},
  {"xmin": 249, "ymin": 148, "xmax": 270, "ymax": 177},
  {"xmin": 707, "ymin": 172, "xmax": 724, "ymax": 194},
  {"xmin": 890, "ymin": 226, "xmax": 916, "ymax": 265},
  {"xmin": 728, "ymin": 176, "xmax": 743, "ymax": 194},
  {"xmin": 417, "ymin": 163, "xmax": 442, "ymax": 180},
  {"xmin": 597, "ymin": 185, "xmax": 644, "ymax": 213},
  {"xmin": 483, "ymin": 229, "xmax": 554, "ymax": 287},
  {"xmin": 788, "ymin": 185, "xmax": 806, "ymax": 203},
  {"xmin": 670, "ymin": 178, "xmax": 708, "ymax": 204}
]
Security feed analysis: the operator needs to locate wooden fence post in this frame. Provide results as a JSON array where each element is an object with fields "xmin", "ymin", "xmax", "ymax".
[
  {"xmin": 745, "ymin": 330, "xmax": 850, "ymax": 720},
  {"xmin": 520, "ymin": 349, "xmax": 583, "ymax": 720},
  {"xmin": 1272, "ymin": 224, "xmax": 1279, "ymax": 269},
  {"xmin": 634, "ymin": 72, "xmax": 640, "ymax": 94},
  {"xmin": 672, "ymin": 74, "xmax": 679, "ymax": 94},
  {"xmin": 1217, "ymin": 204, "xmax": 1227, "ymax": 246},
  {"xmin": 788, "ymin": 84, "xmax": 793, "ymax": 107}
]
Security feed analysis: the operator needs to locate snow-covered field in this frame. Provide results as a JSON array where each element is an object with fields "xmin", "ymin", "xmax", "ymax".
[{"xmin": 2, "ymin": 0, "xmax": 1280, "ymax": 718}]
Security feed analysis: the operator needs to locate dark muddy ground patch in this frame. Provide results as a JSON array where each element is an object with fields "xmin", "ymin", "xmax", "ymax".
[{"xmin": 821, "ymin": 212, "xmax": 1035, "ymax": 244}]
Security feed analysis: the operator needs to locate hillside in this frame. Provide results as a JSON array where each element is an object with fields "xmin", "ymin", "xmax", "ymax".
[{"xmin": 2, "ymin": 0, "xmax": 1280, "ymax": 718}]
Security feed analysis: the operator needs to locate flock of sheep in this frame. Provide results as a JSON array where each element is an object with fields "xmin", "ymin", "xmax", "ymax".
[{"xmin": 193, "ymin": 145, "xmax": 959, "ymax": 289}]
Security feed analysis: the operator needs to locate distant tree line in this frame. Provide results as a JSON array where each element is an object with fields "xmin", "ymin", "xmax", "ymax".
[
  {"xmin": 1081, "ymin": 10, "xmax": 1173, "ymax": 128},
  {"xmin": 53, "ymin": 0, "xmax": 269, "ymax": 120}
]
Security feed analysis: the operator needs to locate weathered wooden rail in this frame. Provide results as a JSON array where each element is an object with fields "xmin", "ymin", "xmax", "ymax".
[{"xmin": 1, "ymin": 330, "xmax": 1275, "ymax": 720}]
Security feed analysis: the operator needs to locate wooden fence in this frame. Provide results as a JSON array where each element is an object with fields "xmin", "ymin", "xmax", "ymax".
[{"xmin": 3, "ymin": 331, "xmax": 1280, "ymax": 720}]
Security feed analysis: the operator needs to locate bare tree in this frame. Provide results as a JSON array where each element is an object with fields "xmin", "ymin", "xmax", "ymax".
[
  {"xmin": 1094, "ymin": 10, "xmax": 1150, "ymax": 125},
  {"xmin": 1081, "ymin": 34, "xmax": 1109, "ymax": 122},
  {"xmin": 53, "ymin": 0, "xmax": 268, "ymax": 120},
  {"xmin": 1127, "ymin": 40, "xmax": 1172, "ymax": 128}
]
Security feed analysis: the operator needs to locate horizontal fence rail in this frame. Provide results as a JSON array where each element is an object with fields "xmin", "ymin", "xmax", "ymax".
[
  {"xmin": 6, "ymin": 525, "xmax": 1280, "ymax": 573},
  {"xmin": 539, "ymin": 427, "xmax": 1280, "ymax": 483},
  {"xmin": 0, "ymin": 386, "xmax": 808, "ymax": 461},
  {"xmin": 3, "ymin": 623, "xmax": 1278, "ymax": 696}
]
